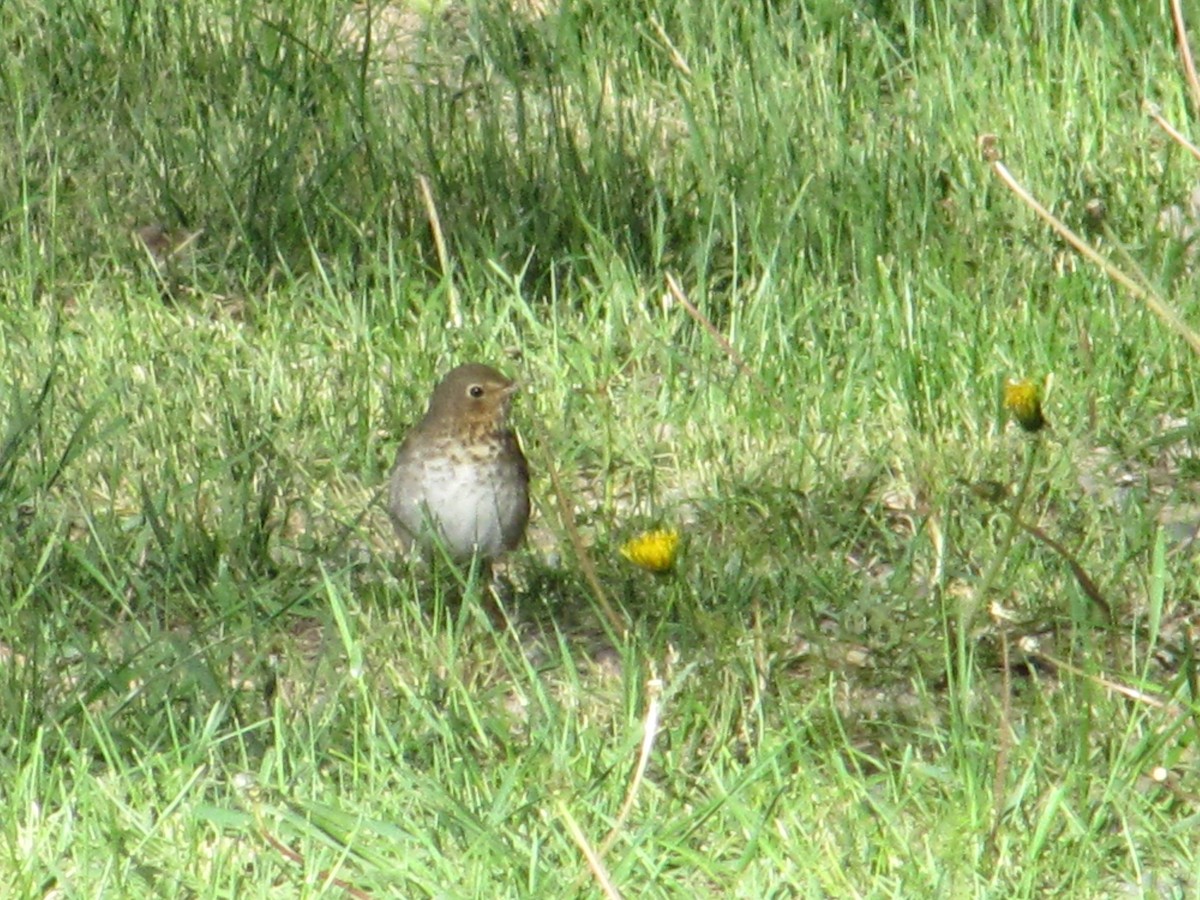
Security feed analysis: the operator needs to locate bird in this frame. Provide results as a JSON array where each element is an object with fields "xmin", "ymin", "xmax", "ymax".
[{"xmin": 388, "ymin": 363, "xmax": 530, "ymax": 562}]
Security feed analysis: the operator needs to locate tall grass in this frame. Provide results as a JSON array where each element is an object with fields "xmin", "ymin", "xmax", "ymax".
[{"xmin": 2, "ymin": 0, "xmax": 1198, "ymax": 895}]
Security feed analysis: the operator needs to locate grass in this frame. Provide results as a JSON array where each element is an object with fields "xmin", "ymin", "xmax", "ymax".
[{"xmin": 3, "ymin": 0, "xmax": 1200, "ymax": 895}]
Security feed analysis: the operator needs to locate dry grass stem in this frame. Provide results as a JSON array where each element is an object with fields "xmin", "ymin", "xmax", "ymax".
[
  {"xmin": 647, "ymin": 16, "xmax": 692, "ymax": 77},
  {"xmin": 566, "ymin": 673, "xmax": 666, "ymax": 895},
  {"xmin": 600, "ymin": 675, "xmax": 663, "ymax": 857},
  {"xmin": 1015, "ymin": 519, "xmax": 1113, "ymax": 621},
  {"xmin": 1145, "ymin": 102, "xmax": 1200, "ymax": 163},
  {"xmin": 988, "ymin": 626, "xmax": 1014, "ymax": 851},
  {"xmin": 1032, "ymin": 651, "xmax": 1182, "ymax": 713},
  {"xmin": 558, "ymin": 802, "xmax": 623, "ymax": 900},
  {"xmin": 985, "ymin": 151, "xmax": 1200, "ymax": 356},
  {"xmin": 536, "ymin": 422, "xmax": 628, "ymax": 636},
  {"xmin": 257, "ymin": 829, "xmax": 373, "ymax": 899},
  {"xmin": 1172, "ymin": 0, "xmax": 1200, "ymax": 115},
  {"xmin": 665, "ymin": 272, "xmax": 765, "ymax": 388},
  {"xmin": 417, "ymin": 173, "xmax": 461, "ymax": 328}
]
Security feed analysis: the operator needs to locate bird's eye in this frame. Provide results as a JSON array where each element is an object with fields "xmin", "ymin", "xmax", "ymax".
[{"xmin": 468, "ymin": 384, "xmax": 485, "ymax": 399}]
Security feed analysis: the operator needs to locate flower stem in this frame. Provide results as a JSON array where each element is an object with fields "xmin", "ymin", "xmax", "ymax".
[{"xmin": 956, "ymin": 436, "xmax": 1040, "ymax": 707}]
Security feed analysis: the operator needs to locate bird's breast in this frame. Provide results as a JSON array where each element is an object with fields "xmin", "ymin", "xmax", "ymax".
[{"xmin": 391, "ymin": 434, "xmax": 529, "ymax": 559}]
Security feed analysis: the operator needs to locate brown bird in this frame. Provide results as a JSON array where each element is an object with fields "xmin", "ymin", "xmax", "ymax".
[{"xmin": 388, "ymin": 363, "xmax": 530, "ymax": 562}]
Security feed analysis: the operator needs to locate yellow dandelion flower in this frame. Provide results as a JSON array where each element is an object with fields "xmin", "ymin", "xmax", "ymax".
[
  {"xmin": 1003, "ymin": 378, "xmax": 1047, "ymax": 433},
  {"xmin": 619, "ymin": 528, "xmax": 681, "ymax": 573}
]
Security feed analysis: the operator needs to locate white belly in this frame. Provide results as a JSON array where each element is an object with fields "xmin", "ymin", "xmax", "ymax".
[{"xmin": 392, "ymin": 453, "xmax": 526, "ymax": 559}]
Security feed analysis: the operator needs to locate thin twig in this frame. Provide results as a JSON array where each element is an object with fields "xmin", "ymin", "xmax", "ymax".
[{"xmin": 416, "ymin": 174, "xmax": 461, "ymax": 328}]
